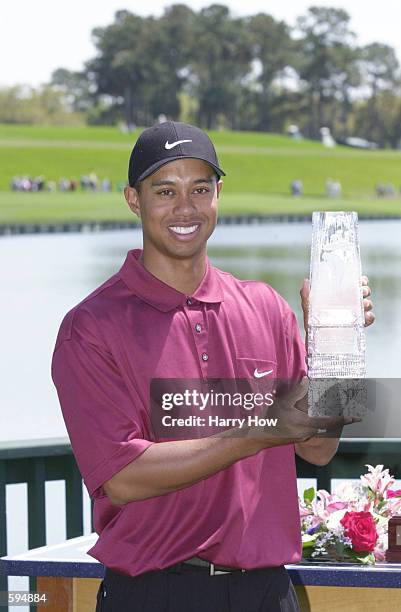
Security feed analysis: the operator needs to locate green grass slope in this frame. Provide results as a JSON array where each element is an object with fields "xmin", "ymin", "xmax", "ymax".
[{"xmin": 1, "ymin": 123, "xmax": 401, "ymax": 223}]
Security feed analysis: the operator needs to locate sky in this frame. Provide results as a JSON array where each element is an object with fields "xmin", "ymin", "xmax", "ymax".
[{"xmin": 1, "ymin": 0, "xmax": 401, "ymax": 87}]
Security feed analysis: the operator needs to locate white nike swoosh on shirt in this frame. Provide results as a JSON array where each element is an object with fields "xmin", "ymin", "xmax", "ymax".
[
  {"xmin": 253, "ymin": 368, "xmax": 273, "ymax": 378},
  {"xmin": 165, "ymin": 139, "xmax": 193, "ymax": 150}
]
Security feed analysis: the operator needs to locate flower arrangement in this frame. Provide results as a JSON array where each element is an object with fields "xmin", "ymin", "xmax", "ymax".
[{"xmin": 299, "ymin": 465, "xmax": 401, "ymax": 564}]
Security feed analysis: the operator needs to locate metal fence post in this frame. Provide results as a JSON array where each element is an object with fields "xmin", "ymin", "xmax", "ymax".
[
  {"xmin": 65, "ymin": 456, "xmax": 83, "ymax": 539},
  {"xmin": 0, "ymin": 461, "xmax": 7, "ymax": 594}
]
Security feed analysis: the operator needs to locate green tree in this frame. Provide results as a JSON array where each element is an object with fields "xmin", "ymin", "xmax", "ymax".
[
  {"xmin": 140, "ymin": 5, "xmax": 195, "ymax": 121},
  {"xmin": 50, "ymin": 68, "xmax": 94, "ymax": 113},
  {"xmin": 0, "ymin": 85, "xmax": 83, "ymax": 124},
  {"xmin": 247, "ymin": 14, "xmax": 295, "ymax": 131},
  {"xmin": 188, "ymin": 5, "xmax": 252, "ymax": 129},
  {"xmin": 354, "ymin": 91, "xmax": 401, "ymax": 148},
  {"xmin": 87, "ymin": 7, "xmax": 195, "ymax": 126},
  {"xmin": 358, "ymin": 43, "xmax": 400, "ymax": 144},
  {"xmin": 295, "ymin": 6, "xmax": 359, "ymax": 138},
  {"xmin": 87, "ymin": 11, "xmax": 150, "ymax": 126}
]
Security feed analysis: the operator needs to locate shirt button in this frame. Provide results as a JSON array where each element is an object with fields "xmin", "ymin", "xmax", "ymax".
[
  {"xmin": 202, "ymin": 353, "xmax": 209, "ymax": 361},
  {"xmin": 186, "ymin": 298, "xmax": 193, "ymax": 306},
  {"xmin": 195, "ymin": 324, "xmax": 202, "ymax": 333}
]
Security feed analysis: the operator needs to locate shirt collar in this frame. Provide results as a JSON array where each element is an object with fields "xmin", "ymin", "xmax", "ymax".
[{"xmin": 118, "ymin": 249, "xmax": 224, "ymax": 312}]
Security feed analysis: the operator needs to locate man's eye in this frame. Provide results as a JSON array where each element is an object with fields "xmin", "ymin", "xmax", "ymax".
[
  {"xmin": 159, "ymin": 189, "xmax": 173, "ymax": 196},
  {"xmin": 194, "ymin": 187, "xmax": 209, "ymax": 194}
]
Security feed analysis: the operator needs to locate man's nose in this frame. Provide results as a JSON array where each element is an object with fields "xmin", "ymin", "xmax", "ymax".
[{"xmin": 173, "ymin": 191, "xmax": 196, "ymax": 214}]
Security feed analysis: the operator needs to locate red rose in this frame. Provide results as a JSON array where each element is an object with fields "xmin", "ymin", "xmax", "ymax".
[{"xmin": 340, "ymin": 511, "xmax": 378, "ymax": 552}]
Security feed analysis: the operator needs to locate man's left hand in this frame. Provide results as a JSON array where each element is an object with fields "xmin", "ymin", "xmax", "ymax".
[{"xmin": 300, "ymin": 275, "xmax": 375, "ymax": 335}]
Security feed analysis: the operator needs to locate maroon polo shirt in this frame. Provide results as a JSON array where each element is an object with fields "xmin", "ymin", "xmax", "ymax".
[{"xmin": 52, "ymin": 249, "xmax": 306, "ymax": 576}]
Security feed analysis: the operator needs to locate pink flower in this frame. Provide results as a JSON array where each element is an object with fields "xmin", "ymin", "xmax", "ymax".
[
  {"xmin": 374, "ymin": 549, "xmax": 386, "ymax": 562},
  {"xmin": 385, "ymin": 496, "xmax": 401, "ymax": 517},
  {"xmin": 373, "ymin": 528, "xmax": 389, "ymax": 561},
  {"xmin": 360, "ymin": 465, "xmax": 394, "ymax": 497},
  {"xmin": 386, "ymin": 489, "xmax": 401, "ymax": 498},
  {"xmin": 327, "ymin": 502, "xmax": 348, "ymax": 512}
]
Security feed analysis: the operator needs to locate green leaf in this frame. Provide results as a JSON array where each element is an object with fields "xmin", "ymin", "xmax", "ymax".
[
  {"xmin": 303, "ymin": 487, "xmax": 315, "ymax": 504},
  {"xmin": 357, "ymin": 553, "xmax": 376, "ymax": 565},
  {"xmin": 344, "ymin": 548, "xmax": 376, "ymax": 564},
  {"xmin": 302, "ymin": 533, "xmax": 318, "ymax": 547}
]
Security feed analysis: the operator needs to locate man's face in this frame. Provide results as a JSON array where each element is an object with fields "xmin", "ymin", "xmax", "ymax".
[{"xmin": 125, "ymin": 158, "xmax": 223, "ymax": 262}]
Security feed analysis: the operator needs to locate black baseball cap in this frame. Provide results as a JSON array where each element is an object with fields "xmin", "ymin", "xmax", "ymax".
[{"xmin": 128, "ymin": 121, "xmax": 226, "ymax": 186}]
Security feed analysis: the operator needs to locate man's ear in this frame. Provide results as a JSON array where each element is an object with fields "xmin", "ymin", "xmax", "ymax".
[
  {"xmin": 216, "ymin": 179, "xmax": 223, "ymax": 198},
  {"xmin": 124, "ymin": 186, "xmax": 141, "ymax": 218}
]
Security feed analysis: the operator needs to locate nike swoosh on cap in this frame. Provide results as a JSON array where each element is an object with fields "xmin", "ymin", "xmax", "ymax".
[
  {"xmin": 165, "ymin": 139, "xmax": 193, "ymax": 150},
  {"xmin": 253, "ymin": 368, "xmax": 273, "ymax": 378}
]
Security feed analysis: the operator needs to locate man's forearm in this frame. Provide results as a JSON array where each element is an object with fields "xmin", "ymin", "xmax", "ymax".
[
  {"xmin": 295, "ymin": 435, "xmax": 340, "ymax": 466},
  {"xmin": 103, "ymin": 432, "xmax": 268, "ymax": 505}
]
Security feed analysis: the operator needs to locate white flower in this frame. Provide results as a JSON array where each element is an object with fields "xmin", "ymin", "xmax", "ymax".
[
  {"xmin": 334, "ymin": 480, "xmax": 363, "ymax": 503},
  {"xmin": 302, "ymin": 533, "xmax": 318, "ymax": 545},
  {"xmin": 326, "ymin": 509, "xmax": 348, "ymax": 532},
  {"xmin": 360, "ymin": 465, "xmax": 395, "ymax": 496},
  {"xmin": 386, "ymin": 496, "xmax": 401, "ymax": 517}
]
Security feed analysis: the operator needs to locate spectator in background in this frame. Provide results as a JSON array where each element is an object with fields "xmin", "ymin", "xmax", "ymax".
[
  {"xmin": 11, "ymin": 176, "xmax": 36, "ymax": 191},
  {"xmin": 31, "ymin": 176, "xmax": 45, "ymax": 192},
  {"xmin": 89, "ymin": 172, "xmax": 99, "ymax": 191},
  {"xmin": 385, "ymin": 183, "xmax": 396, "ymax": 198},
  {"xmin": 287, "ymin": 125, "xmax": 302, "ymax": 140},
  {"xmin": 59, "ymin": 178, "xmax": 70, "ymax": 192},
  {"xmin": 291, "ymin": 179, "xmax": 303, "ymax": 197},
  {"xmin": 102, "ymin": 178, "xmax": 112, "ymax": 192},
  {"xmin": 10, "ymin": 177, "xmax": 20, "ymax": 191},
  {"xmin": 326, "ymin": 179, "xmax": 342, "ymax": 198},
  {"xmin": 80, "ymin": 175, "xmax": 90, "ymax": 191}
]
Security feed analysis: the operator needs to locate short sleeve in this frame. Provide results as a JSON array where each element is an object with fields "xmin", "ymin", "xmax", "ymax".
[{"xmin": 51, "ymin": 332, "xmax": 153, "ymax": 498}]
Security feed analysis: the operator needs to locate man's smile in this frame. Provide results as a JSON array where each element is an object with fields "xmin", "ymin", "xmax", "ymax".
[{"xmin": 167, "ymin": 223, "xmax": 201, "ymax": 240}]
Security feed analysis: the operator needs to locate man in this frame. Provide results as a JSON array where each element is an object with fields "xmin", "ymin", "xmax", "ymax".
[{"xmin": 52, "ymin": 122, "xmax": 374, "ymax": 611}]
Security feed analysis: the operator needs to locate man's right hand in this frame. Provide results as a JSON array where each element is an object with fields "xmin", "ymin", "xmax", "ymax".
[{"xmin": 244, "ymin": 377, "xmax": 360, "ymax": 447}]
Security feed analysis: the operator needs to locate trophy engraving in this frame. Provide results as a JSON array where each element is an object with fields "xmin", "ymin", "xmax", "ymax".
[{"xmin": 308, "ymin": 212, "xmax": 366, "ymax": 418}]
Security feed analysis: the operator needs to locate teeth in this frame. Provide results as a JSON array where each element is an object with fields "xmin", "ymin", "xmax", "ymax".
[{"xmin": 169, "ymin": 225, "xmax": 198, "ymax": 235}]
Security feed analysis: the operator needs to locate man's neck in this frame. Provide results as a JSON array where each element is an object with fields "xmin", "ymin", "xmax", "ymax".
[{"xmin": 140, "ymin": 248, "xmax": 207, "ymax": 295}]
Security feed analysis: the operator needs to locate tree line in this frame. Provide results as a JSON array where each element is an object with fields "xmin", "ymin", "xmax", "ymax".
[{"xmin": 2, "ymin": 4, "xmax": 401, "ymax": 148}]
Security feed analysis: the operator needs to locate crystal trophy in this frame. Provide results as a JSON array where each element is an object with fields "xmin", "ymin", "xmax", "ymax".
[{"xmin": 308, "ymin": 212, "xmax": 366, "ymax": 418}]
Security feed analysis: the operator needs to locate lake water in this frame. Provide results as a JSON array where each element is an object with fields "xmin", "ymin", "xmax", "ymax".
[
  {"xmin": 1, "ymin": 219, "xmax": 400, "ymax": 442},
  {"xmin": 1, "ymin": 219, "xmax": 400, "ymax": 601}
]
